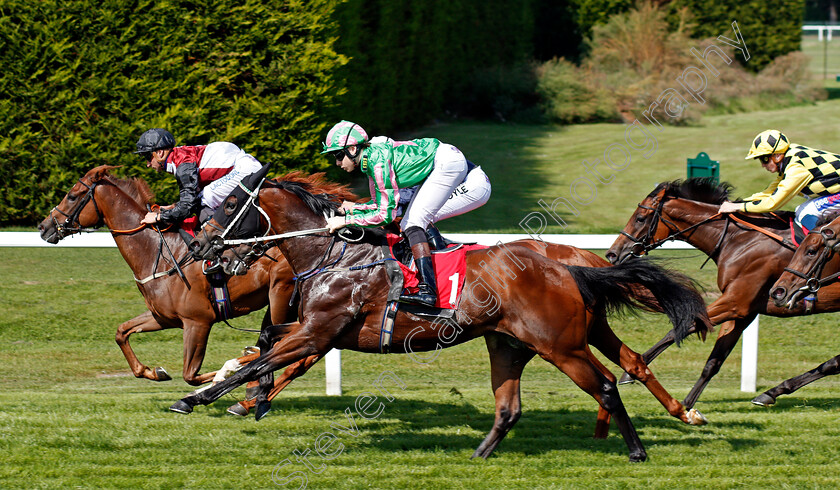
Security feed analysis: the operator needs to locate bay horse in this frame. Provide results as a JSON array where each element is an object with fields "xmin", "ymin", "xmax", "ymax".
[
  {"xmin": 178, "ymin": 178, "xmax": 712, "ymax": 461},
  {"xmin": 757, "ymin": 214, "xmax": 840, "ymax": 405},
  {"xmin": 36, "ymin": 166, "xmax": 356, "ymax": 412},
  {"xmin": 606, "ymin": 178, "xmax": 840, "ymax": 408}
]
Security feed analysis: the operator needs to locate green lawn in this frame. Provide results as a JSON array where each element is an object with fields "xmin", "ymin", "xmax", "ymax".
[
  {"xmin": 2, "ymin": 245, "xmax": 840, "ymax": 488},
  {"xmin": 422, "ymin": 98, "xmax": 840, "ymax": 234}
]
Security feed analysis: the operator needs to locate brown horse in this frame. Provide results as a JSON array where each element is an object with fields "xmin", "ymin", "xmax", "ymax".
[
  {"xmin": 36, "ymin": 165, "xmax": 355, "ymax": 402},
  {"xmin": 606, "ymin": 178, "xmax": 840, "ymax": 408},
  {"xmin": 178, "ymin": 178, "xmax": 711, "ymax": 461},
  {"xmin": 758, "ymin": 214, "xmax": 840, "ymax": 405}
]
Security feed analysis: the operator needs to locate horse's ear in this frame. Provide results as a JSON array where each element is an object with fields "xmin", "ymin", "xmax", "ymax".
[{"xmin": 88, "ymin": 165, "xmax": 123, "ymax": 182}]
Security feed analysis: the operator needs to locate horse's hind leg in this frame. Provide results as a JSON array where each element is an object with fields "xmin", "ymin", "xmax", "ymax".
[
  {"xmin": 548, "ymin": 349, "xmax": 647, "ymax": 462},
  {"xmin": 590, "ymin": 318, "xmax": 707, "ymax": 426},
  {"xmin": 752, "ymin": 354, "xmax": 840, "ymax": 406},
  {"xmin": 471, "ymin": 333, "xmax": 536, "ymax": 459},
  {"xmin": 115, "ymin": 310, "xmax": 173, "ymax": 381},
  {"xmin": 617, "ymin": 329, "xmax": 678, "ymax": 384}
]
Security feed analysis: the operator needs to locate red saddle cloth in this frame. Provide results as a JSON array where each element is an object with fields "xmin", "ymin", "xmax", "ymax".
[{"xmin": 386, "ymin": 233, "xmax": 487, "ymax": 309}]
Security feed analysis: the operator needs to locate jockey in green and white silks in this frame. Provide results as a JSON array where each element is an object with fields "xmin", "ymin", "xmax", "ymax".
[
  {"xmin": 322, "ymin": 120, "xmax": 491, "ymax": 307},
  {"xmin": 719, "ymin": 129, "xmax": 840, "ymax": 231}
]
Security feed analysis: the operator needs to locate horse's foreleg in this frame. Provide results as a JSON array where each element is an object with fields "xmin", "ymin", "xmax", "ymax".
[
  {"xmin": 682, "ymin": 317, "xmax": 751, "ymax": 408},
  {"xmin": 115, "ymin": 311, "xmax": 173, "ymax": 381},
  {"xmin": 752, "ymin": 354, "xmax": 840, "ymax": 406},
  {"xmin": 590, "ymin": 319, "xmax": 707, "ymax": 426},
  {"xmin": 231, "ymin": 355, "xmax": 322, "ymax": 416},
  {"xmin": 471, "ymin": 333, "xmax": 535, "ymax": 460},
  {"xmin": 171, "ymin": 323, "xmax": 321, "ymax": 413}
]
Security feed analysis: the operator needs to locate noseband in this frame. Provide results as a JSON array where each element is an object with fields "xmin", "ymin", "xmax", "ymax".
[{"xmin": 50, "ymin": 179, "xmax": 102, "ymax": 239}]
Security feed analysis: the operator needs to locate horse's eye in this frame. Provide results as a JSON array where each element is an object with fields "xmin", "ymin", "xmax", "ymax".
[
  {"xmin": 635, "ymin": 215, "xmax": 646, "ymax": 223},
  {"xmin": 806, "ymin": 247, "xmax": 818, "ymax": 257},
  {"xmin": 224, "ymin": 196, "xmax": 238, "ymax": 216}
]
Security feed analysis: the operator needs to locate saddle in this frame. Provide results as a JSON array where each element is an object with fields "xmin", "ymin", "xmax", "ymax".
[{"xmin": 377, "ymin": 232, "xmax": 487, "ymax": 353}]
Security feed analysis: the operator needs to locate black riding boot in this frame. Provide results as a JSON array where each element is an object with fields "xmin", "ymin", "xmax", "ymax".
[
  {"xmin": 400, "ymin": 241, "xmax": 438, "ymax": 307},
  {"xmin": 426, "ymin": 225, "xmax": 447, "ymax": 251}
]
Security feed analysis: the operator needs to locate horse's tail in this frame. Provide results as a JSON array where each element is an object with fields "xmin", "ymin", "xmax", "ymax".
[{"xmin": 566, "ymin": 258, "xmax": 711, "ymax": 345}]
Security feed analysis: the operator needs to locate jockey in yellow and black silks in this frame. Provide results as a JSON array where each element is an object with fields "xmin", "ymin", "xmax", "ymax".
[{"xmin": 719, "ymin": 129, "xmax": 840, "ymax": 231}]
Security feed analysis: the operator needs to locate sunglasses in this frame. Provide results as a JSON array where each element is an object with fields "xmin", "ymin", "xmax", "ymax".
[
  {"xmin": 330, "ymin": 149, "xmax": 348, "ymax": 161},
  {"xmin": 138, "ymin": 152, "xmax": 152, "ymax": 162},
  {"xmin": 759, "ymin": 155, "xmax": 771, "ymax": 165}
]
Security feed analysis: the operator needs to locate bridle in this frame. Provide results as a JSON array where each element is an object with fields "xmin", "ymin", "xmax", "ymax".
[
  {"xmin": 619, "ymin": 192, "xmax": 725, "ymax": 262},
  {"xmin": 49, "ymin": 178, "xmax": 103, "ymax": 239},
  {"xmin": 197, "ymin": 180, "xmax": 364, "ymax": 273},
  {"xmin": 781, "ymin": 226, "xmax": 840, "ymax": 294}
]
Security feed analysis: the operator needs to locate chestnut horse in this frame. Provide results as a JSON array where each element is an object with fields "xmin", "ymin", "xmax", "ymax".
[
  {"xmin": 178, "ymin": 178, "xmax": 711, "ymax": 461},
  {"xmin": 606, "ymin": 178, "xmax": 840, "ymax": 408},
  {"xmin": 760, "ymin": 214, "xmax": 840, "ymax": 405},
  {"xmin": 36, "ymin": 166, "xmax": 356, "ymax": 411}
]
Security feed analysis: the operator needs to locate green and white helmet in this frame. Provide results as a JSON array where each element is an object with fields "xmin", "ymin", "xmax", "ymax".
[{"xmin": 321, "ymin": 121, "xmax": 369, "ymax": 154}]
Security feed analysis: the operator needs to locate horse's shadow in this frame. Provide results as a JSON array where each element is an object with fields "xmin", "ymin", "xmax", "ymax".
[{"xmin": 200, "ymin": 394, "xmax": 769, "ymax": 457}]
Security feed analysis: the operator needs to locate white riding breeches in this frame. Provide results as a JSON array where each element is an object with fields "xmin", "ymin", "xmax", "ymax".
[
  {"xmin": 400, "ymin": 144, "xmax": 491, "ymax": 231},
  {"xmin": 200, "ymin": 143, "xmax": 263, "ymax": 210},
  {"xmin": 795, "ymin": 192, "xmax": 840, "ymax": 230}
]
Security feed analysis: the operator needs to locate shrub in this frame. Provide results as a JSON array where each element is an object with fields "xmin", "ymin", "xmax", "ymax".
[
  {"xmin": 536, "ymin": 59, "xmax": 618, "ymax": 123},
  {"xmin": 0, "ymin": 0, "xmax": 346, "ymax": 226}
]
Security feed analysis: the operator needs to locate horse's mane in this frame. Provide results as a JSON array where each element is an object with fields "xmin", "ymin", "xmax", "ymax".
[
  {"xmin": 268, "ymin": 179, "xmax": 342, "ymax": 217},
  {"xmin": 109, "ymin": 175, "xmax": 156, "ymax": 206},
  {"xmin": 87, "ymin": 165, "xmax": 155, "ymax": 206},
  {"xmin": 654, "ymin": 177, "xmax": 734, "ymax": 205},
  {"xmin": 278, "ymin": 171, "xmax": 359, "ymax": 203}
]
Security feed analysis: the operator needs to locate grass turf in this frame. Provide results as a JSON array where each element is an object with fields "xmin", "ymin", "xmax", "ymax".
[{"xmin": 2, "ymin": 246, "xmax": 840, "ymax": 488}]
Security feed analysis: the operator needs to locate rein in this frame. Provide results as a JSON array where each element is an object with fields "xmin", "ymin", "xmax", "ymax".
[
  {"xmin": 53, "ymin": 176, "xmax": 193, "ymax": 287},
  {"xmin": 623, "ymin": 194, "xmax": 796, "ymax": 263}
]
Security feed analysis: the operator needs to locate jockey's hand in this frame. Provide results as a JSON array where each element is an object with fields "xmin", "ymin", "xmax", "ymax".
[
  {"xmin": 719, "ymin": 201, "xmax": 742, "ymax": 214},
  {"xmin": 141, "ymin": 211, "xmax": 160, "ymax": 225},
  {"xmin": 339, "ymin": 201, "xmax": 355, "ymax": 214},
  {"xmin": 326, "ymin": 215, "xmax": 346, "ymax": 233}
]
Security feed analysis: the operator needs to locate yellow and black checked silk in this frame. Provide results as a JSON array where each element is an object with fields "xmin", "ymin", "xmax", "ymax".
[{"xmin": 784, "ymin": 144, "xmax": 840, "ymax": 196}]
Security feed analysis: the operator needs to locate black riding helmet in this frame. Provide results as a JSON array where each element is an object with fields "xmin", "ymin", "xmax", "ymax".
[{"xmin": 135, "ymin": 128, "xmax": 176, "ymax": 154}]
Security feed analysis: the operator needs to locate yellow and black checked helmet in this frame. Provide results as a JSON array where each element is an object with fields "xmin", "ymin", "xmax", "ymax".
[{"xmin": 745, "ymin": 129, "xmax": 790, "ymax": 160}]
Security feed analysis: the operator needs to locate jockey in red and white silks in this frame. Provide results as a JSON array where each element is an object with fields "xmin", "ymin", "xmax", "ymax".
[
  {"xmin": 135, "ymin": 129, "xmax": 262, "ymax": 226},
  {"xmin": 165, "ymin": 142, "xmax": 263, "ymax": 217}
]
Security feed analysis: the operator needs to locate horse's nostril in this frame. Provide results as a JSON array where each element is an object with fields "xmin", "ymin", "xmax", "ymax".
[{"xmin": 771, "ymin": 287, "xmax": 787, "ymax": 300}]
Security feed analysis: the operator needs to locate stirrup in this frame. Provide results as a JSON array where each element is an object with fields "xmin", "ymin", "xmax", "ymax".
[{"xmin": 400, "ymin": 283, "xmax": 436, "ymax": 307}]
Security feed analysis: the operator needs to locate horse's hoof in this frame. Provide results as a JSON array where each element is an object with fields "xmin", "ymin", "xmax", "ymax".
[
  {"xmin": 169, "ymin": 400, "xmax": 193, "ymax": 414},
  {"xmin": 629, "ymin": 451, "xmax": 647, "ymax": 463},
  {"xmin": 617, "ymin": 372, "xmax": 635, "ymax": 385},
  {"xmin": 751, "ymin": 393, "xmax": 776, "ymax": 407},
  {"xmin": 154, "ymin": 367, "xmax": 172, "ymax": 381},
  {"xmin": 255, "ymin": 400, "xmax": 272, "ymax": 421},
  {"xmin": 227, "ymin": 402, "xmax": 250, "ymax": 417},
  {"xmin": 686, "ymin": 408, "xmax": 708, "ymax": 425}
]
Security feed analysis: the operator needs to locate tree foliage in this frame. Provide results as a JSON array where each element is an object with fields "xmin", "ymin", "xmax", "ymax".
[{"xmin": 0, "ymin": 0, "xmax": 346, "ymax": 225}]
